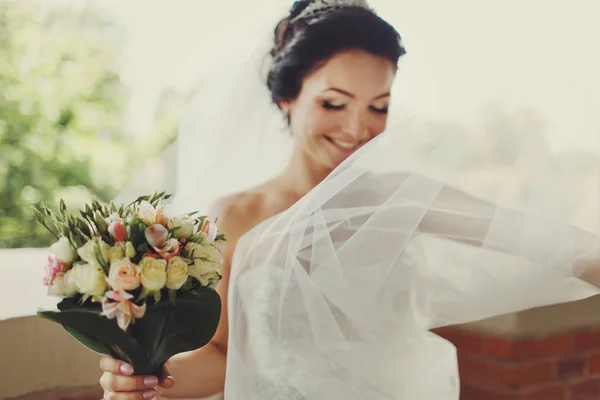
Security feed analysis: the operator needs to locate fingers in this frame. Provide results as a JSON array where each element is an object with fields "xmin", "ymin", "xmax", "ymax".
[
  {"xmin": 99, "ymin": 356, "xmax": 173, "ymax": 400},
  {"xmin": 100, "ymin": 372, "xmax": 159, "ymax": 392},
  {"xmin": 158, "ymin": 375, "xmax": 175, "ymax": 389},
  {"xmin": 103, "ymin": 389, "xmax": 158, "ymax": 400},
  {"xmin": 99, "ymin": 355, "xmax": 135, "ymax": 376}
]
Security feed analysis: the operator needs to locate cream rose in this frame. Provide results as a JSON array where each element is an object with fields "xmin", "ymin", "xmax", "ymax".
[
  {"xmin": 107, "ymin": 258, "xmax": 141, "ymax": 291},
  {"xmin": 69, "ymin": 263, "xmax": 108, "ymax": 296},
  {"xmin": 108, "ymin": 242, "xmax": 136, "ymax": 262},
  {"xmin": 139, "ymin": 257, "xmax": 167, "ymax": 291},
  {"xmin": 166, "ymin": 257, "xmax": 189, "ymax": 290},
  {"xmin": 186, "ymin": 243, "xmax": 222, "ymax": 285},
  {"xmin": 47, "ymin": 270, "xmax": 77, "ymax": 297},
  {"xmin": 186, "ymin": 243, "xmax": 222, "ymax": 269},
  {"xmin": 50, "ymin": 237, "xmax": 76, "ymax": 264},
  {"xmin": 169, "ymin": 214, "xmax": 196, "ymax": 239},
  {"xmin": 189, "ymin": 269, "xmax": 220, "ymax": 287},
  {"xmin": 77, "ymin": 238, "xmax": 110, "ymax": 267}
]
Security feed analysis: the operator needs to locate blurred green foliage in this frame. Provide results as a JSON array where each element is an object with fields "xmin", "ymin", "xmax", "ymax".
[{"xmin": 0, "ymin": 1, "xmax": 184, "ymax": 248}]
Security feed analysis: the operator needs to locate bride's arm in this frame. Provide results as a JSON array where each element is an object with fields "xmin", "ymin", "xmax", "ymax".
[
  {"xmin": 410, "ymin": 183, "xmax": 600, "ymax": 328},
  {"xmin": 418, "ymin": 184, "xmax": 600, "ymax": 268}
]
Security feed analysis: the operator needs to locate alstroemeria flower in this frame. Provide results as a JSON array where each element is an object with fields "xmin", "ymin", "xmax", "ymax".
[
  {"xmin": 200, "ymin": 219, "xmax": 218, "ymax": 242},
  {"xmin": 101, "ymin": 290, "xmax": 146, "ymax": 331},
  {"xmin": 137, "ymin": 201, "xmax": 169, "ymax": 227},
  {"xmin": 154, "ymin": 238, "xmax": 181, "ymax": 260},
  {"xmin": 145, "ymin": 224, "xmax": 169, "ymax": 248},
  {"xmin": 43, "ymin": 255, "xmax": 67, "ymax": 287}
]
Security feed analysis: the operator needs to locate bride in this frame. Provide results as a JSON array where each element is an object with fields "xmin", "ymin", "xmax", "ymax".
[{"xmin": 99, "ymin": 0, "xmax": 600, "ymax": 399}]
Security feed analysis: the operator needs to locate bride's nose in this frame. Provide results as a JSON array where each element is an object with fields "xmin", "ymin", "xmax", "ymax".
[{"xmin": 343, "ymin": 112, "xmax": 369, "ymax": 140}]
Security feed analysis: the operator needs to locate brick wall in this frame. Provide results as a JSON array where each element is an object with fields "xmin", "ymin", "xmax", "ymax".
[
  {"xmin": 435, "ymin": 326, "xmax": 600, "ymax": 400},
  {"xmin": 5, "ymin": 385, "xmax": 103, "ymax": 400},
  {"xmin": 8, "ymin": 326, "xmax": 600, "ymax": 400}
]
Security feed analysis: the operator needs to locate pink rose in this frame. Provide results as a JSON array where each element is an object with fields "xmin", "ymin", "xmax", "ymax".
[
  {"xmin": 106, "ymin": 213, "xmax": 128, "ymax": 242},
  {"xmin": 107, "ymin": 258, "xmax": 141, "ymax": 291}
]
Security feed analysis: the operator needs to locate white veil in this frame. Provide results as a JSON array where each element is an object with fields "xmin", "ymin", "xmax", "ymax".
[
  {"xmin": 137, "ymin": 1, "xmax": 600, "ymax": 398},
  {"xmin": 166, "ymin": 4, "xmax": 293, "ymax": 215}
]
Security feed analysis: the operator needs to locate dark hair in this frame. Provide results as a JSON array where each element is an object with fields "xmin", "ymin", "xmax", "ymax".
[{"xmin": 267, "ymin": 1, "xmax": 406, "ymax": 106}]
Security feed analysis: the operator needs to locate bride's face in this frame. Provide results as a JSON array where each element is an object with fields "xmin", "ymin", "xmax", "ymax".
[{"xmin": 281, "ymin": 49, "xmax": 396, "ymax": 170}]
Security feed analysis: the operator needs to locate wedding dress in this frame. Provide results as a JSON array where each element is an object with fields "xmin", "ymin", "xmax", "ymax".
[
  {"xmin": 223, "ymin": 131, "xmax": 600, "ymax": 399},
  {"xmin": 145, "ymin": 2, "xmax": 600, "ymax": 399}
]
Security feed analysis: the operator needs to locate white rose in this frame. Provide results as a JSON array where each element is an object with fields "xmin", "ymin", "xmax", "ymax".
[
  {"xmin": 69, "ymin": 263, "xmax": 108, "ymax": 297},
  {"xmin": 169, "ymin": 214, "xmax": 196, "ymax": 239},
  {"xmin": 50, "ymin": 237, "xmax": 76, "ymax": 264},
  {"xmin": 139, "ymin": 257, "xmax": 167, "ymax": 291},
  {"xmin": 77, "ymin": 238, "xmax": 110, "ymax": 267},
  {"xmin": 166, "ymin": 257, "xmax": 189, "ymax": 290},
  {"xmin": 47, "ymin": 270, "xmax": 77, "ymax": 297}
]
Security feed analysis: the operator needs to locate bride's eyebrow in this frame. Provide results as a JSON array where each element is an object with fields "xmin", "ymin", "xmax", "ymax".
[
  {"xmin": 322, "ymin": 88, "xmax": 390, "ymax": 100},
  {"xmin": 323, "ymin": 88, "xmax": 355, "ymax": 97}
]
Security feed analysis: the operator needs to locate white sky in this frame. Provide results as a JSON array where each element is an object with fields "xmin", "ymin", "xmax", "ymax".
[{"xmin": 43, "ymin": 0, "xmax": 600, "ymax": 150}]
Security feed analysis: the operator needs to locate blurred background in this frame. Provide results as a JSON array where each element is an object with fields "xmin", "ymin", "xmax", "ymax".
[{"xmin": 1, "ymin": 0, "xmax": 600, "ymax": 399}]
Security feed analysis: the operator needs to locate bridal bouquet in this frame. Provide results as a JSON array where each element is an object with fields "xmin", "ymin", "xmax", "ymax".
[{"xmin": 33, "ymin": 192, "xmax": 224, "ymax": 377}]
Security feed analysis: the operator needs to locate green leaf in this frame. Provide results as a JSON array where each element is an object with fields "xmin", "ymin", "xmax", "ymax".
[
  {"xmin": 130, "ymin": 289, "xmax": 221, "ymax": 372},
  {"xmin": 38, "ymin": 290, "xmax": 221, "ymax": 378},
  {"xmin": 37, "ymin": 300, "xmax": 153, "ymax": 375}
]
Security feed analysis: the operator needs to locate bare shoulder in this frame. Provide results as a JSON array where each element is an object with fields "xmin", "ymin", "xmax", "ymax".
[{"xmin": 207, "ymin": 189, "xmax": 268, "ymax": 244}]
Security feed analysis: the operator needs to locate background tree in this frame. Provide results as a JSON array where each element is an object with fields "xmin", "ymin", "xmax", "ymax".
[{"xmin": 0, "ymin": 0, "xmax": 183, "ymax": 248}]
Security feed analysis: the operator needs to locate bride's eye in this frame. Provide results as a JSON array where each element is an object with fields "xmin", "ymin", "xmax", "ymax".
[
  {"xmin": 370, "ymin": 105, "xmax": 389, "ymax": 114},
  {"xmin": 321, "ymin": 100, "xmax": 346, "ymax": 111}
]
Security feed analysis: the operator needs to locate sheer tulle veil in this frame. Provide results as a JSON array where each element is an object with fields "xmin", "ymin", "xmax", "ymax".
[{"xmin": 122, "ymin": 1, "xmax": 600, "ymax": 398}]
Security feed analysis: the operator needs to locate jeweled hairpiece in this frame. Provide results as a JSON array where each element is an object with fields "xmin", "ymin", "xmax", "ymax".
[{"xmin": 291, "ymin": 0, "xmax": 371, "ymax": 22}]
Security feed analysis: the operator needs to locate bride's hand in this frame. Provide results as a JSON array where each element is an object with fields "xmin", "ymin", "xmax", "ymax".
[{"xmin": 99, "ymin": 355, "xmax": 175, "ymax": 399}]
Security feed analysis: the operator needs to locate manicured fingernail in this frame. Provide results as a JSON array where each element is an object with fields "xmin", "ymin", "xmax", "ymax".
[
  {"xmin": 144, "ymin": 376, "xmax": 159, "ymax": 387},
  {"xmin": 120, "ymin": 364, "xmax": 134, "ymax": 374},
  {"xmin": 143, "ymin": 389, "xmax": 157, "ymax": 399}
]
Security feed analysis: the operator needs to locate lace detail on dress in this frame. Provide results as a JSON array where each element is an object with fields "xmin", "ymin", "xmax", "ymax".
[{"xmin": 226, "ymin": 236, "xmax": 460, "ymax": 399}]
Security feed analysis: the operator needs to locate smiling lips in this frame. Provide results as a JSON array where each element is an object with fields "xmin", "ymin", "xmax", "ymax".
[{"xmin": 325, "ymin": 135, "xmax": 363, "ymax": 152}]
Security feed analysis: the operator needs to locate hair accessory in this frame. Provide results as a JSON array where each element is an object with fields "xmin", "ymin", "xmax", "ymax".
[{"xmin": 291, "ymin": 0, "xmax": 371, "ymax": 22}]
